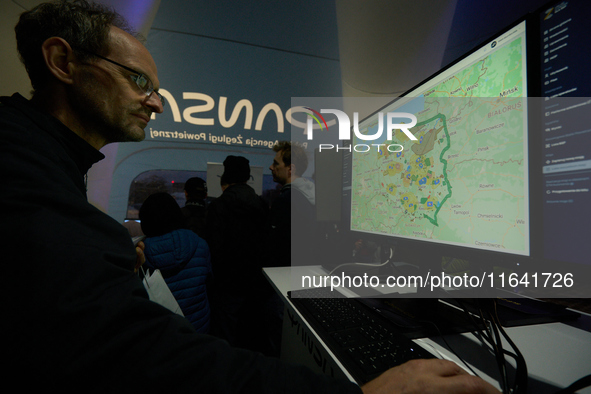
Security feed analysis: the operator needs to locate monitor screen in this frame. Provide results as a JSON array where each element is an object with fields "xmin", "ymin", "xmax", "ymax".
[{"xmin": 347, "ymin": 20, "xmax": 530, "ymax": 258}]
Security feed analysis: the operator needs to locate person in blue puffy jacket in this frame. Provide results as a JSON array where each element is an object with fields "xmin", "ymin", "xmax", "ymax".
[{"xmin": 140, "ymin": 192, "xmax": 212, "ymax": 333}]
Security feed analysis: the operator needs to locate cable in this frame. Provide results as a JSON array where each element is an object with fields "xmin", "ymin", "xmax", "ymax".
[
  {"xmin": 327, "ymin": 246, "xmax": 393, "ymax": 276},
  {"xmin": 483, "ymin": 306, "xmax": 510, "ymax": 394},
  {"xmin": 415, "ymin": 299, "xmax": 523, "ymax": 388},
  {"xmin": 555, "ymin": 374, "xmax": 591, "ymax": 394},
  {"xmin": 456, "ymin": 299, "xmax": 515, "ymax": 394},
  {"xmin": 327, "ymin": 260, "xmax": 391, "ymax": 276},
  {"xmin": 456, "ymin": 300, "xmax": 494, "ymax": 345},
  {"xmin": 491, "ymin": 301, "xmax": 528, "ymax": 394}
]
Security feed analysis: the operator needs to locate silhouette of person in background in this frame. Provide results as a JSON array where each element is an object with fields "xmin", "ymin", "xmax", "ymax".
[
  {"xmin": 267, "ymin": 141, "xmax": 317, "ymax": 267},
  {"xmin": 181, "ymin": 176, "xmax": 208, "ymax": 237},
  {"xmin": 140, "ymin": 192, "xmax": 212, "ymax": 333},
  {"xmin": 204, "ymin": 155, "xmax": 277, "ymax": 354}
]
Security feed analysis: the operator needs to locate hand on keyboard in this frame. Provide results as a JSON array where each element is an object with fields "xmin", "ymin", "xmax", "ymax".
[{"xmin": 360, "ymin": 359, "xmax": 500, "ymax": 394}]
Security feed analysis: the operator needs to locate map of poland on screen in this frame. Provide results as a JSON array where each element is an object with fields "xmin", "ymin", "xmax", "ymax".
[{"xmin": 351, "ymin": 23, "xmax": 529, "ymax": 256}]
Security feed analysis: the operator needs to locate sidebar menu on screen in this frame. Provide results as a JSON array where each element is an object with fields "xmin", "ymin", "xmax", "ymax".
[{"xmin": 539, "ymin": 0, "xmax": 591, "ymax": 265}]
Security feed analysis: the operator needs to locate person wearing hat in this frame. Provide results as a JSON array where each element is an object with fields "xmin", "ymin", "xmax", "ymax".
[
  {"xmin": 182, "ymin": 177, "xmax": 208, "ymax": 237},
  {"xmin": 203, "ymin": 155, "xmax": 275, "ymax": 355}
]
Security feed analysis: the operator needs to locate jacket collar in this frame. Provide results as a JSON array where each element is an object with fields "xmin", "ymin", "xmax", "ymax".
[{"xmin": 2, "ymin": 93, "xmax": 105, "ymax": 177}]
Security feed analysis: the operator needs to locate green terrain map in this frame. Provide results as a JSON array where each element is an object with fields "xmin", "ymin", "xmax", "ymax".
[{"xmin": 351, "ymin": 36, "xmax": 528, "ymax": 255}]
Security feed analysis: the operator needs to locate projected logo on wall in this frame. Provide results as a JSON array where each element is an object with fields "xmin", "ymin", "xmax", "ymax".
[
  {"xmin": 146, "ymin": 93, "xmax": 342, "ymax": 151},
  {"xmin": 146, "ymin": 91, "xmax": 292, "ymax": 149}
]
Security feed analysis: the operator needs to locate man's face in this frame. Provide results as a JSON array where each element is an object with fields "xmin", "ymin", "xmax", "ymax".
[
  {"xmin": 270, "ymin": 150, "xmax": 290, "ymax": 185},
  {"xmin": 71, "ymin": 26, "xmax": 163, "ymax": 146}
]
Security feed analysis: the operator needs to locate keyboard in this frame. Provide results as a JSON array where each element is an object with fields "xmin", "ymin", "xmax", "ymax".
[{"xmin": 289, "ymin": 288, "xmax": 436, "ymax": 384}]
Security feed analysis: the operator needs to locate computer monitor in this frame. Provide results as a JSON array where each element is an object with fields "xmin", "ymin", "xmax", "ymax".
[{"xmin": 342, "ymin": 18, "xmax": 530, "ymax": 288}]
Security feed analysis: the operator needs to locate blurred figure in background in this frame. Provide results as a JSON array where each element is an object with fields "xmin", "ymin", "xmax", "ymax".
[
  {"xmin": 181, "ymin": 176, "xmax": 208, "ymax": 237},
  {"xmin": 122, "ymin": 218, "xmax": 144, "ymax": 237},
  {"xmin": 267, "ymin": 141, "xmax": 317, "ymax": 267},
  {"xmin": 204, "ymin": 155, "xmax": 277, "ymax": 355},
  {"xmin": 140, "ymin": 192, "xmax": 212, "ymax": 333}
]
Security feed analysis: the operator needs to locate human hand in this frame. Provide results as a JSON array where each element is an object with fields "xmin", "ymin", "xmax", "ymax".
[
  {"xmin": 134, "ymin": 241, "xmax": 145, "ymax": 273},
  {"xmin": 361, "ymin": 359, "xmax": 500, "ymax": 394}
]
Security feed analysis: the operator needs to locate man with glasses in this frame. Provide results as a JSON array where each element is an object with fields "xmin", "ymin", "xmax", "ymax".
[{"xmin": 0, "ymin": 1, "xmax": 500, "ymax": 393}]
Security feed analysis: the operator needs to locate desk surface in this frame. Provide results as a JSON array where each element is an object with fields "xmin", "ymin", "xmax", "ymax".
[{"xmin": 264, "ymin": 266, "xmax": 591, "ymax": 393}]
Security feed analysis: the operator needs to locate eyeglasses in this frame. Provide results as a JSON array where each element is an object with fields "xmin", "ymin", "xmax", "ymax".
[{"xmin": 78, "ymin": 50, "xmax": 165, "ymax": 108}]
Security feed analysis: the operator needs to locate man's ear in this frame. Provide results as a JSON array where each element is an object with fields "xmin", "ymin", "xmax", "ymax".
[
  {"xmin": 289, "ymin": 163, "xmax": 296, "ymax": 178},
  {"xmin": 41, "ymin": 37, "xmax": 76, "ymax": 85}
]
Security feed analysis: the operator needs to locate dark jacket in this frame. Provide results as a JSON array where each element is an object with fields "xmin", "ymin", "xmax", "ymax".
[
  {"xmin": 266, "ymin": 183, "xmax": 292, "ymax": 266},
  {"xmin": 144, "ymin": 229, "xmax": 212, "ymax": 333},
  {"xmin": 0, "ymin": 93, "xmax": 361, "ymax": 393},
  {"xmin": 266, "ymin": 181, "xmax": 318, "ymax": 267},
  {"xmin": 204, "ymin": 183, "xmax": 269, "ymax": 291},
  {"xmin": 181, "ymin": 199, "xmax": 207, "ymax": 237}
]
